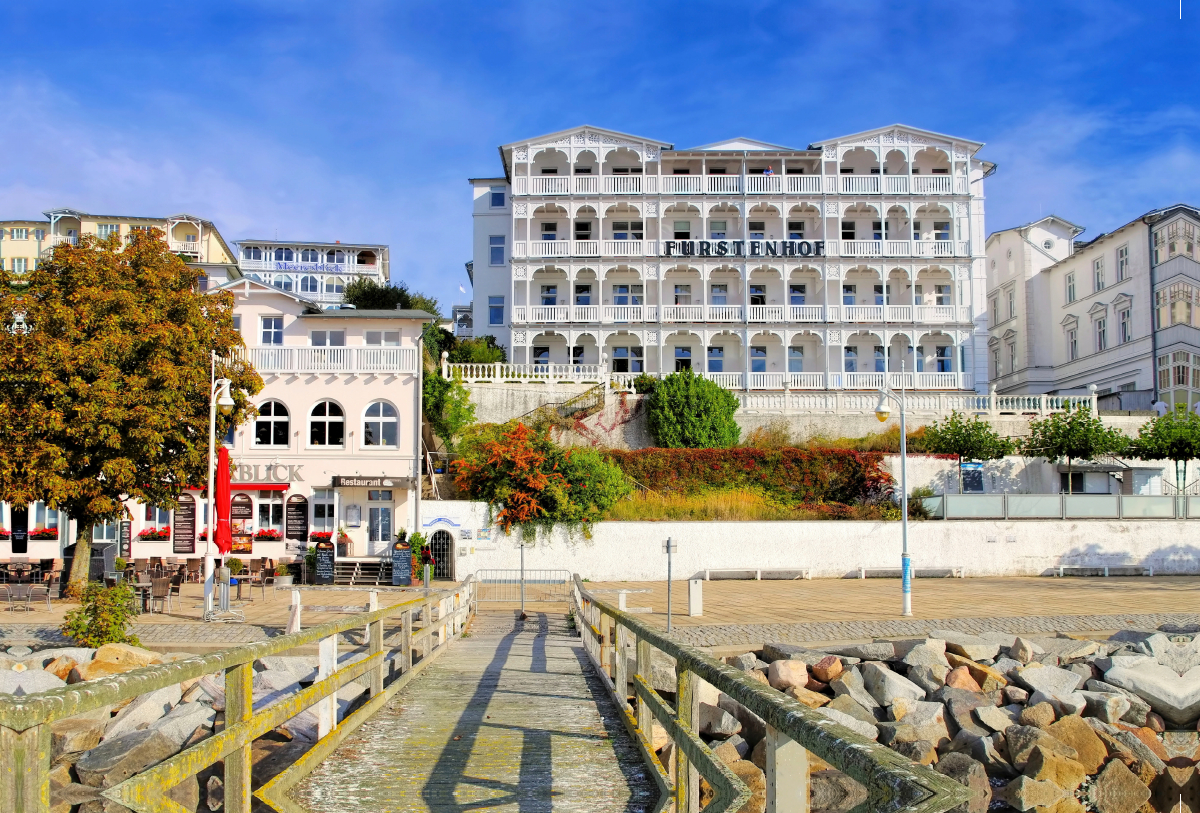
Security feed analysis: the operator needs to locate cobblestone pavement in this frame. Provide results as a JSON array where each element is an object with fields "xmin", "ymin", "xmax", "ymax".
[{"xmin": 666, "ymin": 613, "xmax": 1200, "ymax": 649}]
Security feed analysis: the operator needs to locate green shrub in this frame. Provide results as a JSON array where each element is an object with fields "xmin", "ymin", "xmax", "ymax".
[
  {"xmin": 226, "ymin": 557, "xmax": 244, "ymax": 575},
  {"xmin": 113, "ymin": 557, "xmax": 127, "ymax": 571},
  {"xmin": 60, "ymin": 583, "xmax": 141, "ymax": 647},
  {"xmin": 448, "ymin": 335, "xmax": 506, "ymax": 364},
  {"xmin": 632, "ymin": 373, "xmax": 658, "ymax": 395},
  {"xmin": 646, "ymin": 369, "xmax": 740, "ymax": 448},
  {"xmin": 424, "ymin": 372, "xmax": 476, "ymax": 451}
]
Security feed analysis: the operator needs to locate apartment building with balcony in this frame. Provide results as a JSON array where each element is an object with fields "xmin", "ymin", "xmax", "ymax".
[
  {"xmin": 986, "ymin": 204, "xmax": 1200, "ymax": 408},
  {"xmin": 468, "ymin": 124, "xmax": 992, "ymax": 393},
  {"xmin": 0, "ymin": 208, "xmax": 236, "ymax": 280},
  {"xmin": 234, "ymin": 239, "xmax": 389, "ymax": 306}
]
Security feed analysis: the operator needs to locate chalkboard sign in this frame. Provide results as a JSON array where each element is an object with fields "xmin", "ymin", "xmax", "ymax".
[
  {"xmin": 314, "ymin": 540, "xmax": 334, "ymax": 585},
  {"xmin": 173, "ymin": 494, "xmax": 196, "ymax": 554},
  {"xmin": 391, "ymin": 541, "xmax": 412, "ymax": 586},
  {"xmin": 119, "ymin": 520, "xmax": 132, "ymax": 559},
  {"xmin": 11, "ymin": 507, "xmax": 27, "ymax": 555},
  {"xmin": 286, "ymin": 495, "xmax": 309, "ymax": 542},
  {"xmin": 231, "ymin": 494, "xmax": 253, "ymax": 554}
]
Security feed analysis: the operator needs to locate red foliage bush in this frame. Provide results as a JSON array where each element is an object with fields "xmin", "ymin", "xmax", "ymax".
[{"xmin": 606, "ymin": 447, "xmax": 893, "ymax": 506}]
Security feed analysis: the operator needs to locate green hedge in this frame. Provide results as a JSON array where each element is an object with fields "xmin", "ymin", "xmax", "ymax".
[{"xmin": 606, "ymin": 447, "xmax": 893, "ymax": 506}]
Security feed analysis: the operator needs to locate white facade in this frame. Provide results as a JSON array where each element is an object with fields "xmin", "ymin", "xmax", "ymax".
[
  {"xmin": 235, "ymin": 239, "xmax": 389, "ymax": 306},
  {"xmin": 986, "ymin": 204, "xmax": 1200, "ymax": 404},
  {"xmin": 0, "ymin": 279, "xmax": 430, "ymax": 565},
  {"xmin": 468, "ymin": 124, "xmax": 993, "ymax": 393}
]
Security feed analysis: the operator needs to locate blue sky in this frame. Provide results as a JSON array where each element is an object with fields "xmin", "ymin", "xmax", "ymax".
[{"xmin": 1, "ymin": 1, "xmax": 1197, "ymax": 310}]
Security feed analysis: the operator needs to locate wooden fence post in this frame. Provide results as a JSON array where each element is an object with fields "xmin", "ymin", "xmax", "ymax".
[
  {"xmin": 402, "ymin": 609, "xmax": 413, "ymax": 672},
  {"xmin": 317, "ymin": 634, "xmax": 338, "ymax": 738},
  {"xmin": 286, "ymin": 589, "xmax": 301, "ymax": 634},
  {"xmin": 224, "ymin": 661, "xmax": 254, "ymax": 813},
  {"xmin": 0, "ymin": 723, "xmax": 50, "ymax": 813},
  {"xmin": 675, "ymin": 667, "xmax": 698, "ymax": 813},
  {"xmin": 367, "ymin": 591, "xmax": 382, "ymax": 698},
  {"xmin": 765, "ymin": 723, "xmax": 809, "ymax": 813}
]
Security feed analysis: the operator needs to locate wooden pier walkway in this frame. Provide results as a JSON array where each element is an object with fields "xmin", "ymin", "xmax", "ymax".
[{"xmin": 292, "ymin": 611, "xmax": 658, "ymax": 812}]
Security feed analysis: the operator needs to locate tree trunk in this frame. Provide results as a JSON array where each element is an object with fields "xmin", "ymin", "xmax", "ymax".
[
  {"xmin": 1067, "ymin": 457, "xmax": 1073, "ymax": 494},
  {"xmin": 67, "ymin": 522, "xmax": 94, "ymax": 593},
  {"xmin": 958, "ymin": 455, "xmax": 963, "ymax": 494}
]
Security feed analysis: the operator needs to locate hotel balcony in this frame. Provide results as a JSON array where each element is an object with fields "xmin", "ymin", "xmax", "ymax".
[
  {"xmin": 240, "ymin": 346, "xmax": 419, "ymax": 376},
  {"xmin": 513, "ymin": 238, "xmax": 969, "ymax": 261},
  {"xmin": 170, "ymin": 240, "xmax": 203, "ymax": 257},
  {"xmin": 509, "ymin": 302, "xmax": 969, "ymax": 326},
  {"xmin": 513, "ymin": 172, "xmax": 965, "ymax": 196}
]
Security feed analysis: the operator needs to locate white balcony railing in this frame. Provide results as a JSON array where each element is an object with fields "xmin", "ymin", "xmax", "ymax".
[
  {"xmin": 706, "ymin": 176, "xmax": 741, "ymax": 194},
  {"xmin": 604, "ymin": 305, "xmax": 645, "ymax": 322},
  {"xmin": 913, "ymin": 240, "xmax": 954, "ymax": 258},
  {"xmin": 603, "ymin": 239, "xmax": 646, "ymax": 257},
  {"xmin": 841, "ymin": 240, "xmax": 883, "ymax": 258},
  {"xmin": 705, "ymin": 372, "xmax": 743, "ymax": 389},
  {"xmin": 917, "ymin": 372, "xmax": 960, "ymax": 389},
  {"xmin": 843, "ymin": 372, "xmax": 885, "ymax": 389},
  {"xmin": 789, "ymin": 372, "xmax": 825, "ymax": 389},
  {"xmin": 790, "ymin": 305, "xmax": 824, "ymax": 322},
  {"xmin": 843, "ymin": 306, "xmax": 884, "ymax": 322},
  {"xmin": 749, "ymin": 372, "xmax": 785, "ymax": 390},
  {"xmin": 573, "ymin": 176, "xmax": 598, "ymax": 194},
  {"xmin": 529, "ymin": 306, "xmax": 568, "ymax": 323},
  {"xmin": 527, "ymin": 240, "xmax": 570, "ymax": 259},
  {"xmin": 573, "ymin": 240, "xmax": 600, "ymax": 257},
  {"xmin": 170, "ymin": 240, "xmax": 201, "ymax": 255},
  {"xmin": 786, "ymin": 175, "xmax": 821, "ymax": 194},
  {"xmin": 662, "ymin": 305, "xmax": 703, "ymax": 322},
  {"xmin": 529, "ymin": 176, "xmax": 569, "ymax": 195},
  {"xmin": 512, "ymin": 306, "xmax": 526, "ymax": 324},
  {"xmin": 572, "ymin": 305, "xmax": 599, "ymax": 322},
  {"xmin": 746, "ymin": 175, "xmax": 782, "ymax": 194},
  {"xmin": 245, "ymin": 346, "xmax": 418, "ymax": 376},
  {"xmin": 912, "ymin": 176, "xmax": 953, "ymax": 194},
  {"xmin": 883, "ymin": 176, "xmax": 909, "ymax": 194},
  {"xmin": 448, "ymin": 362, "xmax": 604, "ymax": 384},
  {"xmin": 915, "ymin": 305, "xmax": 957, "ymax": 322},
  {"xmin": 886, "ymin": 305, "xmax": 913, "ymax": 321},
  {"xmin": 840, "ymin": 176, "xmax": 880, "ymax": 194},
  {"xmin": 885, "ymin": 240, "xmax": 911, "ymax": 257},
  {"xmin": 661, "ymin": 176, "xmax": 702, "ymax": 194},
  {"xmin": 748, "ymin": 305, "xmax": 785, "ymax": 322},
  {"xmin": 603, "ymin": 175, "xmax": 643, "ymax": 194},
  {"xmin": 707, "ymin": 305, "xmax": 743, "ymax": 322}
]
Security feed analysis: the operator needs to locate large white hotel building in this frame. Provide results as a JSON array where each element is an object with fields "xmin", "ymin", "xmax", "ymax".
[{"xmin": 468, "ymin": 124, "xmax": 993, "ymax": 393}]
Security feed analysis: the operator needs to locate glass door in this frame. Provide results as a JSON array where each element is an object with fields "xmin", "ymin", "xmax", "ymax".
[{"xmin": 367, "ymin": 489, "xmax": 393, "ymax": 556}]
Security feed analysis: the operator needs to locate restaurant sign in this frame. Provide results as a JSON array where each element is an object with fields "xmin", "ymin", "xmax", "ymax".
[
  {"xmin": 662, "ymin": 239, "xmax": 826, "ymax": 258},
  {"xmin": 331, "ymin": 476, "xmax": 414, "ymax": 489},
  {"xmin": 231, "ymin": 463, "xmax": 304, "ymax": 483}
]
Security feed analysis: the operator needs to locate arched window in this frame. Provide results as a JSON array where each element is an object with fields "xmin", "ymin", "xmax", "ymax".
[
  {"xmin": 363, "ymin": 401, "xmax": 398, "ymax": 446},
  {"xmin": 300, "ymin": 275, "xmax": 320, "ymax": 293},
  {"xmin": 325, "ymin": 276, "xmax": 345, "ymax": 294},
  {"xmin": 327, "ymin": 250, "xmax": 346, "ymax": 264},
  {"xmin": 272, "ymin": 275, "xmax": 294, "ymax": 292},
  {"xmin": 243, "ymin": 246, "xmax": 262, "ymax": 261},
  {"xmin": 301, "ymin": 249, "xmax": 320, "ymax": 262},
  {"xmin": 310, "ymin": 401, "xmax": 345, "ymax": 446},
  {"xmin": 274, "ymin": 248, "xmax": 294, "ymax": 262},
  {"xmin": 255, "ymin": 401, "xmax": 290, "ymax": 446}
]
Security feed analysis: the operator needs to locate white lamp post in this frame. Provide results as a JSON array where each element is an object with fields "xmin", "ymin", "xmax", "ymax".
[
  {"xmin": 204, "ymin": 353, "xmax": 236, "ymax": 618},
  {"xmin": 875, "ymin": 362, "xmax": 912, "ymax": 617}
]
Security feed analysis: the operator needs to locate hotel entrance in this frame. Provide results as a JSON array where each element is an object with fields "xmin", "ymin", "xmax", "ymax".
[{"xmin": 366, "ymin": 489, "xmax": 393, "ymax": 556}]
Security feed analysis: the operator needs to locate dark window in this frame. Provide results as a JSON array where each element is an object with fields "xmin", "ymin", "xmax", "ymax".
[
  {"xmin": 674, "ymin": 347, "xmax": 692, "ymax": 371},
  {"xmin": 255, "ymin": 401, "xmax": 289, "ymax": 446},
  {"xmin": 612, "ymin": 346, "xmax": 643, "ymax": 373},
  {"xmin": 841, "ymin": 221, "xmax": 855, "ymax": 240},
  {"xmin": 309, "ymin": 401, "xmax": 345, "ymax": 446},
  {"xmin": 750, "ymin": 346, "xmax": 767, "ymax": 373},
  {"xmin": 532, "ymin": 347, "xmax": 550, "ymax": 366},
  {"xmin": 363, "ymin": 401, "xmax": 398, "ymax": 447},
  {"xmin": 707, "ymin": 346, "xmax": 724, "ymax": 372},
  {"xmin": 750, "ymin": 284, "xmax": 766, "ymax": 306}
]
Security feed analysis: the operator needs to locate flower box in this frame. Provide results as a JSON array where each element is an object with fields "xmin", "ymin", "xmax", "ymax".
[
  {"xmin": 30, "ymin": 528, "xmax": 60, "ymax": 540},
  {"xmin": 254, "ymin": 529, "xmax": 283, "ymax": 541},
  {"xmin": 309, "ymin": 531, "xmax": 333, "ymax": 542},
  {"xmin": 137, "ymin": 527, "xmax": 171, "ymax": 541},
  {"xmin": 0, "ymin": 529, "xmax": 10, "ymax": 540}
]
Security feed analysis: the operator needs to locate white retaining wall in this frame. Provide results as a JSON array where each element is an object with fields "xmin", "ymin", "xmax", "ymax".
[
  {"xmin": 464, "ymin": 383, "xmax": 593, "ymax": 424},
  {"xmin": 422, "ymin": 500, "xmax": 1200, "ymax": 581}
]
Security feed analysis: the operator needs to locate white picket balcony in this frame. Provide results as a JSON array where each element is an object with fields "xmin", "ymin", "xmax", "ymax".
[
  {"xmin": 912, "ymin": 176, "xmax": 954, "ymax": 194},
  {"xmin": 528, "ymin": 306, "xmax": 568, "ymax": 323},
  {"xmin": 528, "ymin": 176, "xmax": 569, "ymax": 195},
  {"xmin": 572, "ymin": 305, "xmax": 599, "ymax": 321},
  {"xmin": 705, "ymin": 372, "xmax": 744, "ymax": 389},
  {"xmin": 745, "ymin": 175, "xmax": 783, "ymax": 194},
  {"xmin": 786, "ymin": 175, "xmax": 822, "ymax": 194},
  {"xmin": 169, "ymin": 241, "xmax": 202, "ymax": 256},
  {"xmin": 707, "ymin": 305, "xmax": 743, "ymax": 322},
  {"xmin": 573, "ymin": 176, "xmax": 598, "ymax": 194},
  {"xmin": 829, "ymin": 240, "xmax": 969, "ymax": 259},
  {"xmin": 706, "ymin": 175, "xmax": 741, "ymax": 194},
  {"xmin": 841, "ymin": 240, "xmax": 883, "ymax": 258},
  {"xmin": 749, "ymin": 372, "xmax": 785, "ymax": 390},
  {"xmin": 447, "ymin": 362, "xmax": 605, "ymax": 384},
  {"xmin": 789, "ymin": 372, "xmax": 826, "ymax": 389},
  {"xmin": 603, "ymin": 239, "xmax": 648, "ymax": 257},
  {"xmin": 603, "ymin": 175, "xmax": 643, "ymax": 194},
  {"xmin": 913, "ymin": 240, "xmax": 956, "ymax": 258},
  {"xmin": 244, "ymin": 346, "xmax": 418, "ymax": 376},
  {"xmin": 790, "ymin": 305, "xmax": 825, "ymax": 322},
  {"xmin": 661, "ymin": 176, "xmax": 703, "ymax": 194},
  {"xmin": 573, "ymin": 240, "xmax": 600, "ymax": 257},
  {"xmin": 525, "ymin": 240, "xmax": 570, "ymax": 259},
  {"xmin": 748, "ymin": 305, "xmax": 786, "ymax": 322},
  {"xmin": 604, "ymin": 305, "xmax": 646, "ymax": 322},
  {"xmin": 843, "ymin": 305, "xmax": 884, "ymax": 322},
  {"xmin": 661, "ymin": 305, "xmax": 704, "ymax": 322},
  {"xmin": 840, "ymin": 176, "xmax": 881, "ymax": 194}
]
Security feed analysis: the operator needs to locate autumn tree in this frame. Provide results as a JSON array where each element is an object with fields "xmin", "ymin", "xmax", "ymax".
[
  {"xmin": 0, "ymin": 229, "xmax": 261, "ymax": 592},
  {"xmin": 922, "ymin": 411, "xmax": 1014, "ymax": 493},
  {"xmin": 1022, "ymin": 404, "xmax": 1128, "ymax": 493}
]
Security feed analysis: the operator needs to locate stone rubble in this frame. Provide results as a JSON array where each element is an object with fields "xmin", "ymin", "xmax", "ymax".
[{"xmin": 684, "ymin": 627, "xmax": 1200, "ymax": 813}]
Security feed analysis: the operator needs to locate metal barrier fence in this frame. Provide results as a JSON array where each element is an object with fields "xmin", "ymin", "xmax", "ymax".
[
  {"xmin": 474, "ymin": 569, "xmax": 572, "ymax": 603},
  {"xmin": 922, "ymin": 492, "xmax": 1200, "ymax": 520},
  {"xmin": 0, "ymin": 579, "xmax": 475, "ymax": 813},
  {"xmin": 572, "ymin": 575, "xmax": 970, "ymax": 813}
]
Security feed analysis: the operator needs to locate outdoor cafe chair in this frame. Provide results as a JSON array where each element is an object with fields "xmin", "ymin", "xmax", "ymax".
[
  {"xmin": 150, "ymin": 577, "xmax": 171, "ymax": 614},
  {"xmin": 26, "ymin": 584, "xmax": 50, "ymax": 612},
  {"xmin": 185, "ymin": 559, "xmax": 202, "ymax": 583},
  {"xmin": 3, "ymin": 584, "xmax": 32, "ymax": 612}
]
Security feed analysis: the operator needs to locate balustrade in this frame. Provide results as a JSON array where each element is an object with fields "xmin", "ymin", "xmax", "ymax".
[
  {"xmin": 603, "ymin": 175, "xmax": 643, "ymax": 194},
  {"xmin": 705, "ymin": 175, "xmax": 741, "ymax": 194},
  {"xmin": 745, "ymin": 175, "xmax": 782, "ymax": 194},
  {"xmin": 790, "ymin": 304, "xmax": 824, "ymax": 322},
  {"xmin": 447, "ymin": 362, "xmax": 604, "ymax": 383},
  {"xmin": 244, "ymin": 346, "xmax": 418, "ymax": 375},
  {"xmin": 843, "ymin": 372, "xmax": 885, "ymax": 389},
  {"xmin": 572, "ymin": 305, "xmax": 599, "ymax": 322},
  {"xmin": 883, "ymin": 176, "xmax": 909, "ymax": 194},
  {"xmin": 528, "ymin": 176, "xmax": 569, "ymax": 195},
  {"xmin": 660, "ymin": 175, "xmax": 702, "ymax": 194},
  {"xmin": 661, "ymin": 305, "xmax": 703, "ymax": 322},
  {"xmin": 912, "ymin": 175, "xmax": 953, "ymax": 194},
  {"xmin": 573, "ymin": 240, "xmax": 599, "ymax": 257},
  {"xmin": 573, "ymin": 176, "xmax": 598, "ymax": 194},
  {"xmin": 786, "ymin": 175, "xmax": 821, "ymax": 193},
  {"xmin": 840, "ymin": 175, "xmax": 880, "ymax": 194},
  {"xmin": 705, "ymin": 371, "xmax": 743, "ymax": 389},
  {"xmin": 913, "ymin": 240, "xmax": 954, "ymax": 258},
  {"xmin": 749, "ymin": 372, "xmax": 784, "ymax": 389},
  {"xmin": 706, "ymin": 305, "xmax": 743, "ymax": 322},
  {"xmin": 841, "ymin": 240, "xmax": 883, "ymax": 258},
  {"xmin": 604, "ymin": 305, "xmax": 644, "ymax": 322},
  {"xmin": 843, "ymin": 305, "xmax": 884, "ymax": 322},
  {"xmin": 789, "ymin": 372, "xmax": 825, "ymax": 389},
  {"xmin": 529, "ymin": 306, "xmax": 569, "ymax": 323},
  {"xmin": 513, "ymin": 171, "xmax": 970, "ymax": 198},
  {"xmin": 527, "ymin": 240, "xmax": 569, "ymax": 259},
  {"xmin": 603, "ymin": 239, "xmax": 647, "ymax": 257},
  {"xmin": 748, "ymin": 305, "xmax": 785, "ymax": 322},
  {"xmin": 886, "ymin": 305, "xmax": 913, "ymax": 321}
]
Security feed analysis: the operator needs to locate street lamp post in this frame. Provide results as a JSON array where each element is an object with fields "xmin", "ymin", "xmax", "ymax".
[
  {"xmin": 204, "ymin": 353, "xmax": 236, "ymax": 618},
  {"xmin": 875, "ymin": 362, "xmax": 911, "ymax": 617}
]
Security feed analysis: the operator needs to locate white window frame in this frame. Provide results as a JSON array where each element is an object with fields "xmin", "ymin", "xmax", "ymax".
[
  {"xmin": 490, "ymin": 187, "xmax": 506, "ymax": 208},
  {"xmin": 1116, "ymin": 245, "xmax": 1129, "ymax": 281},
  {"xmin": 261, "ymin": 316, "xmax": 284, "ymax": 346},
  {"xmin": 254, "ymin": 400, "xmax": 290, "ymax": 448},
  {"xmin": 362, "ymin": 400, "xmax": 399, "ymax": 448},
  {"xmin": 308, "ymin": 400, "xmax": 345, "ymax": 448},
  {"xmin": 1093, "ymin": 257, "xmax": 1105, "ymax": 292},
  {"xmin": 489, "ymin": 235, "xmax": 505, "ymax": 266},
  {"xmin": 1066, "ymin": 272, "xmax": 1076, "ymax": 303},
  {"xmin": 1118, "ymin": 308, "xmax": 1132, "ymax": 344}
]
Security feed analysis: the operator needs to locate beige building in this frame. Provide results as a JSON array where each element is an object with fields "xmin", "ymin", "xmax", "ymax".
[
  {"xmin": 986, "ymin": 204, "xmax": 1200, "ymax": 408},
  {"xmin": 0, "ymin": 207, "xmax": 237, "ymax": 281}
]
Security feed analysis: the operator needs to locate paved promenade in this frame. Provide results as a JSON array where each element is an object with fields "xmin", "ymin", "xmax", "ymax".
[{"xmin": 292, "ymin": 611, "xmax": 657, "ymax": 812}]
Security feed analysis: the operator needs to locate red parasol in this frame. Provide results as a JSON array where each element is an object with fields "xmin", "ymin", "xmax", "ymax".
[{"xmin": 215, "ymin": 446, "xmax": 233, "ymax": 555}]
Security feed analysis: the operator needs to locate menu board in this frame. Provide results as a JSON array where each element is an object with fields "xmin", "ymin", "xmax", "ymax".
[
  {"xmin": 391, "ymin": 541, "xmax": 412, "ymax": 587},
  {"xmin": 314, "ymin": 540, "xmax": 335, "ymax": 585},
  {"xmin": 119, "ymin": 520, "xmax": 132, "ymax": 559},
  {"xmin": 231, "ymin": 494, "xmax": 254, "ymax": 554},
  {"xmin": 11, "ymin": 507, "xmax": 27, "ymax": 555},
  {"xmin": 285, "ymin": 495, "xmax": 309, "ymax": 544},
  {"xmin": 173, "ymin": 494, "xmax": 196, "ymax": 554}
]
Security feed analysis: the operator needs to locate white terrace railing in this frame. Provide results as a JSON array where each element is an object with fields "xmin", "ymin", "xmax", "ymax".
[
  {"xmin": 446, "ymin": 362, "xmax": 606, "ymax": 384},
  {"xmin": 513, "ymin": 172, "xmax": 969, "ymax": 197},
  {"xmin": 240, "ymin": 346, "xmax": 419, "ymax": 375}
]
